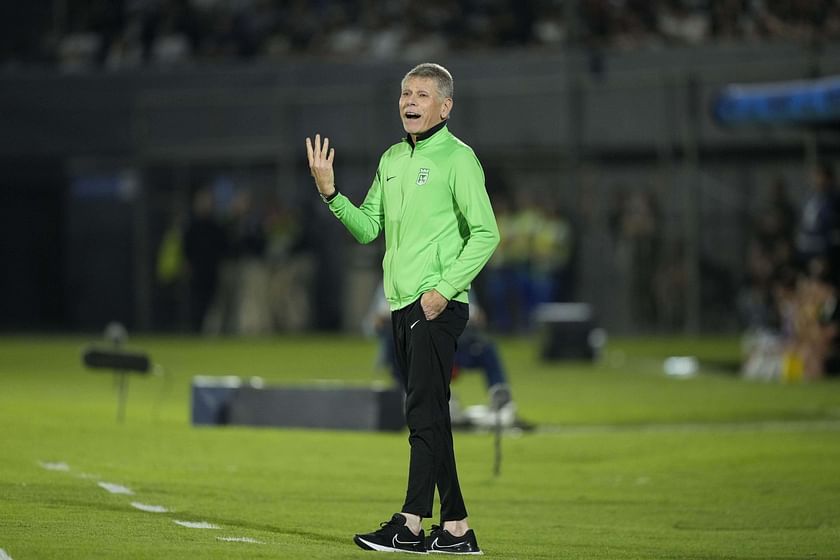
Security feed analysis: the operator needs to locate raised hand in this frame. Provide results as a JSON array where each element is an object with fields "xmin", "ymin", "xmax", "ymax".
[{"xmin": 305, "ymin": 133, "xmax": 336, "ymax": 197}]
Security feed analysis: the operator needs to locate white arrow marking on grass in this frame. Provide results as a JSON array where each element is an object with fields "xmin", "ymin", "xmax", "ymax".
[
  {"xmin": 0, "ymin": 548, "xmax": 14, "ymax": 560},
  {"xmin": 97, "ymin": 482, "xmax": 134, "ymax": 495},
  {"xmin": 130, "ymin": 502, "xmax": 169, "ymax": 513},
  {"xmin": 38, "ymin": 461, "xmax": 70, "ymax": 472},
  {"xmin": 217, "ymin": 537, "xmax": 265, "ymax": 544},
  {"xmin": 174, "ymin": 520, "xmax": 220, "ymax": 529}
]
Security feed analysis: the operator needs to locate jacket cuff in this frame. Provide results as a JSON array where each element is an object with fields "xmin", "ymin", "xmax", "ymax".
[
  {"xmin": 327, "ymin": 193, "xmax": 346, "ymax": 215},
  {"xmin": 322, "ymin": 189, "xmax": 340, "ymax": 204},
  {"xmin": 435, "ymin": 279, "xmax": 458, "ymax": 301}
]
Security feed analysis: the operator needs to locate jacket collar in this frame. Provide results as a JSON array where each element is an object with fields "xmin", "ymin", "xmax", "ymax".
[{"xmin": 405, "ymin": 120, "xmax": 448, "ymax": 149}]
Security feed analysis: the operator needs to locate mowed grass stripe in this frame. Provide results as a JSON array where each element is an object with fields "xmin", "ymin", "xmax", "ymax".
[{"xmin": 536, "ymin": 418, "xmax": 840, "ymax": 434}]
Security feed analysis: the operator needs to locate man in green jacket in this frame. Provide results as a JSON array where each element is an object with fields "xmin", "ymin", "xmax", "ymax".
[{"xmin": 306, "ymin": 62, "xmax": 499, "ymax": 555}]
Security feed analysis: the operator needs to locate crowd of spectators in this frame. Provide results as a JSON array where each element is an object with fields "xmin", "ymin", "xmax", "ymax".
[
  {"xmin": 155, "ymin": 181, "xmax": 315, "ymax": 335},
  {"xmin": 4, "ymin": 0, "xmax": 840, "ymax": 71},
  {"xmin": 740, "ymin": 161, "xmax": 840, "ymax": 380}
]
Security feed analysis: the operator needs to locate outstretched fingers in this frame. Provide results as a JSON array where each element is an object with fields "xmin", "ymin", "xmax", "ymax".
[
  {"xmin": 307, "ymin": 134, "xmax": 334, "ymax": 164},
  {"xmin": 305, "ymin": 137, "xmax": 314, "ymax": 168},
  {"xmin": 305, "ymin": 133, "xmax": 336, "ymax": 194}
]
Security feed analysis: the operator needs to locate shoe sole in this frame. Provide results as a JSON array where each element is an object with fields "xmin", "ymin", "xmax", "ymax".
[
  {"xmin": 354, "ymin": 535, "xmax": 427, "ymax": 554},
  {"xmin": 428, "ymin": 550, "xmax": 484, "ymax": 555}
]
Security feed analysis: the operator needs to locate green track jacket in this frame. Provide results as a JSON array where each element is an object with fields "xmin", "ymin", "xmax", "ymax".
[{"xmin": 327, "ymin": 123, "xmax": 500, "ymax": 311}]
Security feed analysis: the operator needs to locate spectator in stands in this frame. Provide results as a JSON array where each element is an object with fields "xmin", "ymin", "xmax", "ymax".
[
  {"xmin": 710, "ymin": 0, "xmax": 756, "ymax": 39},
  {"xmin": 658, "ymin": 0, "xmax": 710, "ymax": 45},
  {"xmin": 140, "ymin": 0, "xmax": 198, "ymax": 65},
  {"xmin": 533, "ymin": 0, "xmax": 568, "ymax": 46},
  {"xmin": 13, "ymin": 0, "xmax": 840, "ymax": 69},
  {"xmin": 755, "ymin": 0, "xmax": 837, "ymax": 41}
]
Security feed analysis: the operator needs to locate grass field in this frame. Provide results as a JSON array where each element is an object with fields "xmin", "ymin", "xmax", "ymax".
[{"xmin": 2, "ymin": 334, "xmax": 840, "ymax": 559}]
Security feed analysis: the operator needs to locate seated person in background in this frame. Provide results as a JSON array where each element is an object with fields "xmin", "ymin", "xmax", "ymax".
[
  {"xmin": 796, "ymin": 257, "xmax": 840, "ymax": 378},
  {"xmin": 363, "ymin": 282, "xmax": 524, "ymax": 428}
]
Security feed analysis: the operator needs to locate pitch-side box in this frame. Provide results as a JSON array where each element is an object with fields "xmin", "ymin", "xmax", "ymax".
[{"xmin": 191, "ymin": 376, "xmax": 405, "ymax": 431}]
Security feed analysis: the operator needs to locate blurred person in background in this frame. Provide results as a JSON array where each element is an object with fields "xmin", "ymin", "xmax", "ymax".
[
  {"xmin": 530, "ymin": 200, "xmax": 575, "ymax": 307},
  {"xmin": 306, "ymin": 63, "xmax": 498, "ymax": 555},
  {"xmin": 742, "ymin": 165, "xmax": 840, "ymax": 381},
  {"xmin": 483, "ymin": 193, "xmax": 516, "ymax": 332},
  {"xmin": 508, "ymin": 192, "xmax": 539, "ymax": 331},
  {"xmin": 766, "ymin": 175, "xmax": 798, "ymax": 243},
  {"xmin": 183, "ymin": 187, "xmax": 227, "ymax": 333},
  {"xmin": 155, "ymin": 209, "xmax": 187, "ymax": 329},
  {"xmin": 738, "ymin": 177, "xmax": 798, "ymax": 332},
  {"xmin": 227, "ymin": 188, "xmax": 269, "ymax": 334},
  {"xmin": 264, "ymin": 196, "xmax": 314, "ymax": 331},
  {"xmin": 611, "ymin": 187, "xmax": 662, "ymax": 330},
  {"xmin": 796, "ymin": 161, "xmax": 839, "ymax": 286},
  {"xmin": 791, "ymin": 259, "xmax": 839, "ymax": 379}
]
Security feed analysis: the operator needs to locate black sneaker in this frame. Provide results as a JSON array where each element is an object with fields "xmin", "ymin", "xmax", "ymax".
[
  {"xmin": 425, "ymin": 525, "xmax": 483, "ymax": 555},
  {"xmin": 353, "ymin": 513, "xmax": 426, "ymax": 554}
]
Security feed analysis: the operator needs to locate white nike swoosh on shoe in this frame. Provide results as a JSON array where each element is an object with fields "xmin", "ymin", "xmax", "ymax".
[
  {"xmin": 355, "ymin": 536, "xmax": 425, "ymax": 554},
  {"xmin": 410, "ymin": 320, "xmax": 420, "ymax": 330},
  {"xmin": 431, "ymin": 537, "xmax": 468, "ymax": 549},
  {"xmin": 393, "ymin": 535, "xmax": 422, "ymax": 547}
]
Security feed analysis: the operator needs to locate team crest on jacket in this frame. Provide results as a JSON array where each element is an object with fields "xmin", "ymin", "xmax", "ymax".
[{"xmin": 416, "ymin": 168, "xmax": 430, "ymax": 186}]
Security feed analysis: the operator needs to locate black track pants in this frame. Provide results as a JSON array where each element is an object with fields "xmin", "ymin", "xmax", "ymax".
[{"xmin": 392, "ymin": 297, "xmax": 469, "ymax": 522}]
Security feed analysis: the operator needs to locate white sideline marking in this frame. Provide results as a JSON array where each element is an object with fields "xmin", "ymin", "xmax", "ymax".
[
  {"xmin": 174, "ymin": 520, "xmax": 220, "ymax": 529},
  {"xmin": 38, "ymin": 461, "xmax": 70, "ymax": 472},
  {"xmin": 97, "ymin": 482, "xmax": 134, "ymax": 495},
  {"xmin": 217, "ymin": 537, "xmax": 265, "ymax": 544},
  {"xmin": 130, "ymin": 502, "xmax": 168, "ymax": 513},
  {"xmin": 0, "ymin": 548, "xmax": 14, "ymax": 560}
]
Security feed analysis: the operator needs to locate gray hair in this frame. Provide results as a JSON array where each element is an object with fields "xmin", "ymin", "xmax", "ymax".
[{"xmin": 402, "ymin": 63, "xmax": 454, "ymax": 100}]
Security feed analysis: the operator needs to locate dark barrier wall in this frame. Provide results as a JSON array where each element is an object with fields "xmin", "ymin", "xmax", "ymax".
[{"xmin": 1, "ymin": 43, "xmax": 839, "ymax": 332}]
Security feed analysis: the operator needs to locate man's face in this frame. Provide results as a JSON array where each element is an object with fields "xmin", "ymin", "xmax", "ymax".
[{"xmin": 399, "ymin": 76, "xmax": 452, "ymax": 136}]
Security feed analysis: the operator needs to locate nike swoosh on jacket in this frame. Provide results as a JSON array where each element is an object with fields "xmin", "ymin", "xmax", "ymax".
[{"xmin": 327, "ymin": 125, "xmax": 500, "ymax": 311}]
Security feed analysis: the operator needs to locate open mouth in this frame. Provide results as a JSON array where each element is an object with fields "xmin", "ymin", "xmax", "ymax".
[{"xmin": 404, "ymin": 112, "xmax": 421, "ymax": 120}]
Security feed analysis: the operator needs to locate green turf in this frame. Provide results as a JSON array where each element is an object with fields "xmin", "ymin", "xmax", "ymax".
[{"xmin": 1, "ymin": 334, "xmax": 839, "ymax": 559}]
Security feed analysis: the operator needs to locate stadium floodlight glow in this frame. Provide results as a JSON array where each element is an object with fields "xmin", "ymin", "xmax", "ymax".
[{"xmin": 713, "ymin": 75, "xmax": 840, "ymax": 127}]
